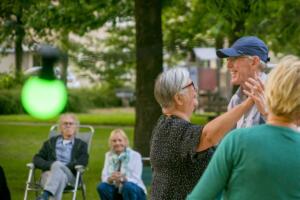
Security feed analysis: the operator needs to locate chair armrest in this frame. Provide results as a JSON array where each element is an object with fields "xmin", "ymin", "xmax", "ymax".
[
  {"xmin": 142, "ymin": 157, "xmax": 150, "ymax": 161},
  {"xmin": 26, "ymin": 163, "xmax": 35, "ymax": 169},
  {"xmin": 75, "ymin": 165, "xmax": 86, "ymax": 173}
]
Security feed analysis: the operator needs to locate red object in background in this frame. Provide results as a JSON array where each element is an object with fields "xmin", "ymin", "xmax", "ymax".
[{"xmin": 198, "ymin": 68, "xmax": 217, "ymax": 91}]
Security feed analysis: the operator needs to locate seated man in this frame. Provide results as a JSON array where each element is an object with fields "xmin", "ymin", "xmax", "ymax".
[{"xmin": 33, "ymin": 113, "xmax": 88, "ymax": 200}]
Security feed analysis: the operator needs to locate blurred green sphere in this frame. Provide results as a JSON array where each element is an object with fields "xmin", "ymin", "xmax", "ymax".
[{"xmin": 21, "ymin": 77, "xmax": 67, "ymax": 119}]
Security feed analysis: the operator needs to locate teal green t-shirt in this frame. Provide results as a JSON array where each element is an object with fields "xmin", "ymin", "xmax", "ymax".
[{"xmin": 187, "ymin": 124, "xmax": 300, "ymax": 200}]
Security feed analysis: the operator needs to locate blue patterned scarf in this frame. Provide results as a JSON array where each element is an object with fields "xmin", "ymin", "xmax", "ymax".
[{"xmin": 108, "ymin": 148, "xmax": 130, "ymax": 177}]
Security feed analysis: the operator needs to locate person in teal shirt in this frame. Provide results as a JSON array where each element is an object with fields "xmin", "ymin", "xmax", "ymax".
[{"xmin": 187, "ymin": 55, "xmax": 300, "ymax": 200}]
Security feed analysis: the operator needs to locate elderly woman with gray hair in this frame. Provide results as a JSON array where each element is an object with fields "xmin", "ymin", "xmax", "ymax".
[
  {"xmin": 187, "ymin": 56, "xmax": 300, "ymax": 199},
  {"xmin": 150, "ymin": 67, "xmax": 262, "ymax": 200}
]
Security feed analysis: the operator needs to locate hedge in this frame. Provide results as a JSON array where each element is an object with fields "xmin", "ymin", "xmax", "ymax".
[{"xmin": 0, "ymin": 87, "xmax": 123, "ymax": 114}]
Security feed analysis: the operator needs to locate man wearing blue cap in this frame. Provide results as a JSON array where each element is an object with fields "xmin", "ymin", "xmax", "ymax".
[{"xmin": 217, "ymin": 36, "xmax": 269, "ymax": 128}]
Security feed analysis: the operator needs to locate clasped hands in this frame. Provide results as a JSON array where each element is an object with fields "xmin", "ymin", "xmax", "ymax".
[{"xmin": 108, "ymin": 172, "xmax": 127, "ymax": 186}]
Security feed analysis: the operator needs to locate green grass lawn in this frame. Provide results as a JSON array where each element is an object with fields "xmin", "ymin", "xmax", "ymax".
[
  {"xmin": 0, "ymin": 123, "xmax": 133, "ymax": 200},
  {"xmin": 0, "ymin": 110, "xmax": 208, "ymax": 200},
  {"xmin": 0, "ymin": 113, "xmax": 207, "ymax": 126},
  {"xmin": 0, "ymin": 113, "xmax": 135, "ymax": 126}
]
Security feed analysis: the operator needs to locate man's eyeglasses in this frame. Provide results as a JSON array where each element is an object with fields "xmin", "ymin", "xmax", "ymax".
[
  {"xmin": 181, "ymin": 81, "xmax": 196, "ymax": 91},
  {"xmin": 62, "ymin": 122, "xmax": 75, "ymax": 126}
]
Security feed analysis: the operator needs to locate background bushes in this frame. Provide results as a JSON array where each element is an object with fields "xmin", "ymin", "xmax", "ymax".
[
  {"xmin": 0, "ymin": 86, "xmax": 123, "ymax": 114},
  {"xmin": 0, "ymin": 73, "xmax": 19, "ymax": 89},
  {"xmin": 0, "ymin": 89, "xmax": 24, "ymax": 114}
]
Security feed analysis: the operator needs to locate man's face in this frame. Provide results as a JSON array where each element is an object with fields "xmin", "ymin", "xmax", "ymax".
[
  {"xmin": 60, "ymin": 116, "xmax": 76, "ymax": 139},
  {"xmin": 226, "ymin": 56, "xmax": 257, "ymax": 88}
]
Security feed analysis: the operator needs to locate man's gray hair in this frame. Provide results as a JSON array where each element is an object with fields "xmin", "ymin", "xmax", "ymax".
[
  {"xmin": 259, "ymin": 59, "xmax": 267, "ymax": 70},
  {"xmin": 154, "ymin": 67, "xmax": 190, "ymax": 108},
  {"xmin": 58, "ymin": 113, "xmax": 80, "ymax": 133},
  {"xmin": 246, "ymin": 55, "xmax": 266, "ymax": 71}
]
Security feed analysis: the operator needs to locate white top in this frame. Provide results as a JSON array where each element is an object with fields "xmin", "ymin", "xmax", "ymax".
[{"xmin": 101, "ymin": 148, "xmax": 147, "ymax": 193}]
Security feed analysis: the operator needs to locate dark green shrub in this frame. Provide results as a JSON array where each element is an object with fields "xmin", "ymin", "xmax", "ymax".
[
  {"xmin": 0, "ymin": 89, "xmax": 24, "ymax": 114},
  {"xmin": 90, "ymin": 86, "xmax": 122, "ymax": 108},
  {"xmin": 65, "ymin": 89, "xmax": 94, "ymax": 113},
  {"xmin": 0, "ymin": 85, "xmax": 124, "ymax": 115},
  {"xmin": 0, "ymin": 74, "xmax": 17, "ymax": 89},
  {"xmin": 65, "ymin": 86, "xmax": 122, "ymax": 112}
]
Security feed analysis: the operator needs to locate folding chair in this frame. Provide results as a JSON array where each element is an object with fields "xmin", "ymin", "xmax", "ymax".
[{"xmin": 24, "ymin": 124, "xmax": 94, "ymax": 200}]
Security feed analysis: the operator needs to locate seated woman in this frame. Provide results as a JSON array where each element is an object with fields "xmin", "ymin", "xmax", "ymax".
[
  {"xmin": 187, "ymin": 55, "xmax": 300, "ymax": 199},
  {"xmin": 97, "ymin": 129, "xmax": 146, "ymax": 200}
]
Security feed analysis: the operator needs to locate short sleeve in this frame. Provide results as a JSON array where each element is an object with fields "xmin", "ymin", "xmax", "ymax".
[{"xmin": 179, "ymin": 124, "xmax": 214, "ymax": 162}]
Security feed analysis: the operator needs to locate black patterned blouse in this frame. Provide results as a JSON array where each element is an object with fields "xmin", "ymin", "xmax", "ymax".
[{"xmin": 150, "ymin": 115, "xmax": 214, "ymax": 200}]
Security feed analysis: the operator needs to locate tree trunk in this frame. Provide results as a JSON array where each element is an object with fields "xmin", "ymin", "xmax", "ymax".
[
  {"xmin": 60, "ymin": 32, "xmax": 69, "ymax": 85},
  {"xmin": 61, "ymin": 53, "xmax": 68, "ymax": 85},
  {"xmin": 134, "ymin": 0, "xmax": 162, "ymax": 156},
  {"xmin": 215, "ymin": 35, "xmax": 224, "ymax": 114},
  {"xmin": 15, "ymin": 10, "xmax": 25, "ymax": 83}
]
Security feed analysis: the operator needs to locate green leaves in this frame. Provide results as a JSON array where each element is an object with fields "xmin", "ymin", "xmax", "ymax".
[{"xmin": 162, "ymin": 0, "xmax": 300, "ymax": 60}]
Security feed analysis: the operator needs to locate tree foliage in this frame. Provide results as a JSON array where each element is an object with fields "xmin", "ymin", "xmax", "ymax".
[
  {"xmin": 69, "ymin": 20, "xmax": 136, "ymax": 88},
  {"xmin": 0, "ymin": 0, "xmax": 135, "ymax": 83},
  {"xmin": 27, "ymin": 0, "xmax": 129, "ymax": 36},
  {"xmin": 162, "ymin": 0, "xmax": 300, "ymax": 62},
  {"xmin": 263, "ymin": 0, "xmax": 300, "ymax": 55},
  {"xmin": 0, "ymin": 0, "xmax": 38, "ymax": 81}
]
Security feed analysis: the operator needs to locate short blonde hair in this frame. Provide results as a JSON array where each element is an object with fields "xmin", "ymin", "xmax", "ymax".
[
  {"xmin": 265, "ymin": 55, "xmax": 300, "ymax": 120},
  {"xmin": 108, "ymin": 129, "xmax": 129, "ymax": 149}
]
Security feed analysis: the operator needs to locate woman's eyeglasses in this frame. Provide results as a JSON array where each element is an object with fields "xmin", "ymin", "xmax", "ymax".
[{"xmin": 181, "ymin": 82, "xmax": 196, "ymax": 90}]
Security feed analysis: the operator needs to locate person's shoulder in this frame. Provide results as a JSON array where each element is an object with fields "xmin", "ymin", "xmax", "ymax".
[
  {"xmin": 168, "ymin": 115, "xmax": 202, "ymax": 131},
  {"xmin": 128, "ymin": 148, "xmax": 142, "ymax": 158},
  {"xmin": 153, "ymin": 115, "xmax": 195, "ymax": 136},
  {"xmin": 40, "ymin": 136, "xmax": 57, "ymax": 149},
  {"xmin": 240, "ymin": 124, "xmax": 267, "ymax": 135},
  {"xmin": 74, "ymin": 137, "xmax": 85, "ymax": 143},
  {"xmin": 74, "ymin": 136, "xmax": 88, "ymax": 144},
  {"xmin": 74, "ymin": 138, "xmax": 88, "ymax": 150},
  {"xmin": 157, "ymin": 115, "xmax": 189, "ymax": 127},
  {"xmin": 105, "ymin": 151, "xmax": 111, "ymax": 157},
  {"xmin": 223, "ymin": 125, "xmax": 267, "ymax": 143},
  {"xmin": 48, "ymin": 135, "xmax": 59, "ymax": 143},
  {"xmin": 222, "ymin": 127, "xmax": 251, "ymax": 142}
]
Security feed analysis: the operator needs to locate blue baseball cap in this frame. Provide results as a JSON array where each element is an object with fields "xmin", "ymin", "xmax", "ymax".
[{"xmin": 216, "ymin": 36, "xmax": 270, "ymax": 63}]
